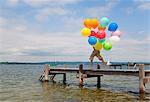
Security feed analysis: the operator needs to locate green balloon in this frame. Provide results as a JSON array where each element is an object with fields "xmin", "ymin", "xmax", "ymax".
[
  {"xmin": 99, "ymin": 38, "xmax": 106, "ymax": 43},
  {"xmin": 103, "ymin": 42, "xmax": 112, "ymax": 51},
  {"xmin": 100, "ymin": 17, "xmax": 110, "ymax": 28}
]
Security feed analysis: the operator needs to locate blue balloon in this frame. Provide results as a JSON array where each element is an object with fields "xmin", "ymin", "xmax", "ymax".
[
  {"xmin": 108, "ymin": 22, "xmax": 118, "ymax": 32},
  {"xmin": 88, "ymin": 36, "xmax": 97, "ymax": 45}
]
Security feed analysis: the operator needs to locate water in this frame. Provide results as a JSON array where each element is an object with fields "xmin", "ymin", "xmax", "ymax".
[{"xmin": 0, "ymin": 64, "xmax": 150, "ymax": 102}]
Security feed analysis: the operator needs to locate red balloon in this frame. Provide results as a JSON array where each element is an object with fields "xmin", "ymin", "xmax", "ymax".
[
  {"xmin": 96, "ymin": 30, "xmax": 106, "ymax": 39},
  {"xmin": 89, "ymin": 30, "xmax": 97, "ymax": 37}
]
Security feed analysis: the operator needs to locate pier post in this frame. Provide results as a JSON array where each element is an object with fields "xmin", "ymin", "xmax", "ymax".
[
  {"xmin": 97, "ymin": 64, "xmax": 101, "ymax": 88},
  {"xmin": 44, "ymin": 64, "xmax": 50, "ymax": 82},
  {"xmin": 63, "ymin": 73, "xmax": 66, "ymax": 84},
  {"xmin": 79, "ymin": 64, "xmax": 84, "ymax": 87},
  {"xmin": 139, "ymin": 64, "xmax": 145, "ymax": 94}
]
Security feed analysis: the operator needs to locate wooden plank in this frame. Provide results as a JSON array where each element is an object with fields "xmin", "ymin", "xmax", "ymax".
[
  {"xmin": 86, "ymin": 73, "xmax": 103, "ymax": 76},
  {"xmin": 49, "ymin": 68, "xmax": 140, "ymax": 76},
  {"xmin": 79, "ymin": 64, "xmax": 84, "ymax": 87},
  {"xmin": 86, "ymin": 70, "xmax": 139, "ymax": 76},
  {"xmin": 44, "ymin": 64, "xmax": 50, "ymax": 81},
  {"xmin": 139, "ymin": 64, "xmax": 145, "ymax": 94},
  {"xmin": 143, "ymin": 77, "xmax": 150, "ymax": 84},
  {"xmin": 97, "ymin": 64, "xmax": 101, "ymax": 88},
  {"xmin": 145, "ymin": 70, "xmax": 150, "ymax": 78},
  {"xmin": 49, "ymin": 72, "xmax": 66, "ymax": 75},
  {"xmin": 76, "ymin": 73, "xmax": 103, "ymax": 78},
  {"xmin": 63, "ymin": 73, "xmax": 66, "ymax": 84},
  {"xmin": 76, "ymin": 74, "xmax": 87, "ymax": 78}
]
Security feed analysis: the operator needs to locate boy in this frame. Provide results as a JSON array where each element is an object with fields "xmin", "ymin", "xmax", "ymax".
[{"xmin": 89, "ymin": 47, "xmax": 106, "ymax": 65}]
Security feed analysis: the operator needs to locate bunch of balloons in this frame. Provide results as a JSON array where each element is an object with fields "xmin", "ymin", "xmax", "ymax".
[{"xmin": 81, "ymin": 17, "xmax": 121, "ymax": 51}]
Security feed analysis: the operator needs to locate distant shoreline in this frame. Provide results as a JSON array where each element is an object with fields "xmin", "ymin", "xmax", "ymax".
[{"xmin": 0, "ymin": 61, "xmax": 150, "ymax": 65}]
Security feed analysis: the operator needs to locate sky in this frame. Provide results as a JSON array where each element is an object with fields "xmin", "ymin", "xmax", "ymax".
[{"xmin": 0, "ymin": 0, "xmax": 150, "ymax": 62}]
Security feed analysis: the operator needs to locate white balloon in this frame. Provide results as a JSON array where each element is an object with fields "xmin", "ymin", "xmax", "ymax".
[
  {"xmin": 111, "ymin": 30, "xmax": 122, "ymax": 37},
  {"xmin": 109, "ymin": 36, "xmax": 120, "ymax": 44}
]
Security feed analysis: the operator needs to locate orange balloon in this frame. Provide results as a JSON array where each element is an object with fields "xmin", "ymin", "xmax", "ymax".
[
  {"xmin": 98, "ymin": 24, "xmax": 106, "ymax": 31},
  {"xmin": 90, "ymin": 18, "xmax": 99, "ymax": 29},
  {"xmin": 84, "ymin": 18, "xmax": 91, "ymax": 29}
]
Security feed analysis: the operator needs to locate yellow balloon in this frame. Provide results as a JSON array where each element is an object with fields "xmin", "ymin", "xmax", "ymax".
[
  {"xmin": 81, "ymin": 28, "xmax": 91, "ymax": 37},
  {"xmin": 93, "ymin": 41, "xmax": 102, "ymax": 50}
]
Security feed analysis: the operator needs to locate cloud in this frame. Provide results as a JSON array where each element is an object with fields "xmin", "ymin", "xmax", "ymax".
[
  {"xmin": 137, "ymin": 30, "xmax": 145, "ymax": 34},
  {"xmin": 0, "ymin": 16, "xmax": 149, "ymax": 62},
  {"xmin": 85, "ymin": 0, "xmax": 119, "ymax": 17},
  {"xmin": 133, "ymin": 0, "xmax": 150, "ymax": 10},
  {"xmin": 25, "ymin": 0, "xmax": 80, "ymax": 6},
  {"xmin": 125, "ymin": 7, "xmax": 134, "ymax": 15},
  {"xmin": 138, "ymin": 2, "xmax": 150, "ymax": 10},
  {"xmin": 35, "ymin": 7, "xmax": 70, "ymax": 22},
  {"xmin": 0, "ymin": 24, "xmax": 91, "ymax": 62},
  {"xmin": 7, "ymin": 0, "xmax": 19, "ymax": 5},
  {"xmin": 7, "ymin": 0, "xmax": 81, "ymax": 7},
  {"xmin": 1, "ymin": 0, "xmax": 149, "ymax": 62},
  {"xmin": 0, "ymin": 17, "xmax": 7, "ymax": 26},
  {"xmin": 122, "ymin": 1, "xmax": 150, "ymax": 15},
  {"xmin": 104, "ymin": 37, "xmax": 150, "ymax": 61},
  {"xmin": 0, "ymin": 22, "xmax": 150, "ymax": 62}
]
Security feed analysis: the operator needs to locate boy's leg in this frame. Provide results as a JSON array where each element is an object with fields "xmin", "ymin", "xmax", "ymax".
[
  {"xmin": 96, "ymin": 54, "xmax": 106, "ymax": 65},
  {"xmin": 89, "ymin": 52, "xmax": 95, "ymax": 67}
]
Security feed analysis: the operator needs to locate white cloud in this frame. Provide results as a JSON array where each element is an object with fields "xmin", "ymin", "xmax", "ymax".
[
  {"xmin": 0, "ymin": 17, "xmax": 149, "ymax": 62},
  {"xmin": 7, "ymin": 0, "xmax": 19, "ymax": 5},
  {"xmin": 0, "ymin": 23, "xmax": 150, "ymax": 62},
  {"xmin": 138, "ymin": 2, "xmax": 150, "ymax": 10},
  {"xmin": 7, "ymin": 0, "xmax": 81, "ymax": 7},
  {"xmin": 133, "ymin": 0, "xmax": 150, "ymax": 10},
  {"xmin": 0, "ymin": 17, "xmax": 7, "ymax": 26},
  {"xmin": 125, "ymin": 7, "xmax": 134, "ymax": 15},
  {"xmin": 104, "ymin": 37, "xmax": 150, "ymax": 62},
  {"xmin": 1, "ymin": 0, "xmax": 150, "ymax": 62},
  {"xmin": 24, "ymin": 0, "xmax": 80, "ymax": 6},
  {"xmin": 123, "ymin": 1, "xmax": 150, "ymax": 15},
  {"xmin": 86, "ymin": 0, "xmax": 119, "ymax": 17},
  {"xmin": 0, "ymin": 25, "xmax": 91, "ymax": 62},
  {"xmin": 137, "ymin": 30, "xmax": 145, "ymax": 34},
  {"xmin": 35, "ymin": 7, "xmax": 69, "ymax": 22}
]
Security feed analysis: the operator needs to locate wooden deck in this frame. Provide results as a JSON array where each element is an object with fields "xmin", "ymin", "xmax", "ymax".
[
  {"xmin": 39, "ymin": 64, "xmax": 150, "ymax": 94},
  {"xmin": 49, "ymin": 68, "xmax": 141, "ymax": 76}
]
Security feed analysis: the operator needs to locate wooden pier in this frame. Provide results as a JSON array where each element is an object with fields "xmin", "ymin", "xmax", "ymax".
[{"xmin": 39, "ymin": 64, "xmax": 150, "ymax": 94}]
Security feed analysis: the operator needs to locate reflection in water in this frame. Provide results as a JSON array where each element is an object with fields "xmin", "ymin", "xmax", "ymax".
[{"xmin": 41, "ymin": 82, "xmax": 140, "ymax": 102}]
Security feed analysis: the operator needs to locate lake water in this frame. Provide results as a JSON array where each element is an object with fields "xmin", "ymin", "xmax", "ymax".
[{"xmin": 0, "ymin": 64, "xmax": 150, "ymax": 102}]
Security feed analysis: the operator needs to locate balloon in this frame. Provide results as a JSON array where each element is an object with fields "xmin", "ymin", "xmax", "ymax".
[
  {"xmin": 99, "ymin": 38, "xmax": 106, "ymax": 43},
  {"xmin": 81, "ymin": 28, "xmax": 91, "ymax": 37},
  {"xmin": 111, "ymin": 30, "xmax": 121, "ymax": 37},
  {"xmin": 103, "ymin": 42, "xmax": 112, "ymax": 51},
  {"xmin": 93, "ymin": 41, "xmax": 102, "ymax": 50},
  {"xmin": 88, "ymin": 36, "xmax": 97, "ymax": 45},
  {"xmin": 89, "ymin": 30, "xmax": 97, "ymax": 37},
  {"xmin": 109, "ymin": 36, "xmax": 120, "ymax": 44},
  {"xmin": 98, "ymin": 24, "xmax": 106, "ymax": 31},
  {"xmin": 100, "ymin": 17, "xmax": 110, "ymax": 28},
  {"xmin": 90, "ymin": 18, "xmax": 99, "ymax": 29},
  {"xmin": 84, "ymin": 18, "xmax": 91, "ymax": 29},
  {"xmin": 108, "ymin": 22, "xmax": 118, "ymax": 32},
  {"xmin": 96, "ymin": 30, "xmax": 106, "ymax": 39}
]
